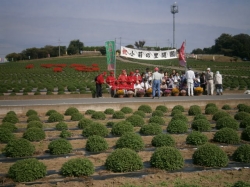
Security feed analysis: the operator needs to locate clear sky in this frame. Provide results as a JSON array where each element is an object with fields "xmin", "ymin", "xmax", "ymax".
[{"xmin": 0, "ymin": 0, "xmax": 250, "ymax": 59}]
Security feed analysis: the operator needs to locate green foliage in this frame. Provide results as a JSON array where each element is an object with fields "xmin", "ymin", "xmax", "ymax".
[
  {"xmin": 193, "ymin": 114, "xmax": 207, "ymax": 121},
  {"xmin": 152, "ymin": 110, "xmax": 164, "ymax": 117},
  {"xmin": 191, "ymin": 119, "xmax": 211, "ymax": 131},
  {"xmin": 26, "ymin": 109, "xmax": 38, "ymax": 117},
  {"xmin": 240, "ymin": 116, "xmax": 250, "ymax": 128},
  {"xmin": 222, "ymin": 104, "xmax": 231, "ymax": 110},
  {"xmin": 232, "ymin": 144, "xmax": 250, "ymax": 163},
  {"xmin": 138, "ymin": 104, "xmax": 152, "ymax": 113},
  {"xmin": 8, "ymin": 158, "xmax": 47, "ymax": 182},
  {"xmin": 205, "ymin": 106, "xmax": 219, "ymax": 115},
  {"xmin": 85, "ymin": 109, "xmax": 96, "ymax": 115},
  {"xmin": 112, "ymin": 111, "xmax": 125, "ymax": 119},
  {"xmin": 0, "ymin": 122, "xmax": 17, "ymax": 132},
  {"xmin": 4, "ymin": 138, "xmax": 35, "ymax": 157},
  {"xmin": 59, "ymin": 130, "xmax": 72, "ymax": 138},
  {"xmin": 139, "ymin": 123, "xmax": 162, "ymax": 135},
  {"xmin": 241, "ymin": 126, "xmax": 250, "ymax": 141},
  {"xmin": 172, "ymin": 105, "xmax": 185, "ymax": 112},
  {"xmin": 105, "ymin": 148, "xmax": 143, "ymax": 172},
  {"xmin": 27, "ymin": 121, "xmax": 43, "ymax": 129},
  {"xmin": 125, "ymin": 114, "xmax": 145, "ymax": 127},
  {"xmin": 116, "ymin": 132, "xmax": 144, "ymax": 151},
  {"xmin": 45, "ymin": 109, "xmax": 57, "ymax": 116},
  {"xmin": 64, "ymin": 107, "xmax": 79, "ymax": 116},
  {"xmin": 171, "ymin": 109, "xmax": 182, "ymax": 116},
  {"xmin": 106, "ymin": 121, "xmax": 115, "ymax": 127},
  {"xmin": 167, "ymin": 120, "xmax": 188, "ymax": 134},
  {"xmin": 234, "ymin": 111, "xmax": 250, "ymax": 120},
  {"xmin": 186, "ymin": 131, "xmax": 208, "ymax": 145},
  {"xmin": 86, "ymin": 135, "xmax": 109, "ymax": 152},
  {"xmin": 23, "ymin": 127, "xmax": 46, "ymax": 142},
  {"xmin": 78, "ymin": 118, "xmax": 93, "ymax": 129},
  {"xmin": 133, "ymin": 110, "xmax": 146, "ymax": 118},
  {"xmin": 148, "ymin": 116, "xmax": 165, "ymax": 125},
  {"xmin": 7, "ymin": 111, "xmax": 17, "ymax": 116},
  {"xmin": 155, "ymin": 105, "xmax": 168, "ymax": 113},
  {"xmin": 27, "ymin": 114, "xmax": 40, "ymax": 123},
  {"xmin": 2, "ymin": 114, "xmax": 19, "ymax": 124},
  {"xmin": 111, "ymin": 121, "xmax": 134, "ymax": 136},
  {"xmin": 61, "ymin": 158, "xmax": 94, "ymax": 177},
  {"xmin": 151, "ymin": 134, "xmax": 175, "ymax": 147},
  {"xmin": 48, "ymin": 138, "xmax": 72, "ymax": 155},
  {"xmin": 216, "ymin": 116, "xmax": 239, "ymax": 130},
  {"xmin": 56, "ymin": 121, "xmax": 68, "ymax": 130},
  {"xmin": 120, "ymin": 107, "xmax": 133, "ymax": 114},
  {"xmin": 171, "ymin": 114, "xmax": 188, "ymax": 122},
  {"xmin": 48, "ymin": 112, "xmax": 64, "ymax": 122},
  {"xmin": 213, "ymin": 128, "xmax": 240, "ymax": 144},
  {"xmin": 192, "ymin": 143, "xmax": 229, "ymax": 167},
  {"xmin": 82, "ymin": 122, "xmax": 109, "ymax": 137},
  {"xmin": 91, "ymin": 111, "xmax": 106, "ymax": 120},
  {"xmin": 212, "ymin": 110, "xmax": 230, "ymax": 121},
  {"xmin": 150, "ymin": 146, "xmax": 184, "ymax": 171},
  {"xmin": 0, "ymin": 128, "xmax": 15, "ymax": 143},
  {"xmin": 233, "ymin": 181, "xmax": 250, "ymax": 187},
  {"xmin": 104, "ymin": 108, "xmax": 115, "ymax": 115},
  {"xmin": 205, "ymin": 103, "xmax": 217, "ymax": 109},
  {"xmin": 70, "ymin": 112, "xmax": 84, "ymax": 121},
  {"xmin": 188, "ymin": 105, "xmax": 202, "ymax": 116},
  {"xmin": 237, "ymin": 104, "xmax": 250, "ymax": 113}
]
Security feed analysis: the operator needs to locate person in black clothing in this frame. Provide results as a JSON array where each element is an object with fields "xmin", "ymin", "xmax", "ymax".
[{"xmin": 200, "ymin": 71, "xmax": 206, "ymax": 94}]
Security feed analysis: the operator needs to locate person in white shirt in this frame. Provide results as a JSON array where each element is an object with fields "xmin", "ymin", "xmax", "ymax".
[
  {"xmin": 185, "ymin": 67, "xmax": 195, "ymax": 96},
  {"xmin": 134, "ymin": 80, "xmax": 143, "ymax": 96},
  {"xmin": 140, "ymin": 78, "xmax": 150, "ymax": 91},
  {"xmin": 152, "ymin": 67, "xmax": 163, "ymax": 99},
  {"xmin": 205, "ymin": 67, "xmax": 214, "ymax": 95},
  {"xmin": 214, "ymin": 71, "xmax": 223, "ymax": 95}
]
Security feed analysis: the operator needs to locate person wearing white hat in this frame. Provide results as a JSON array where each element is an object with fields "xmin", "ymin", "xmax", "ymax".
[
  {"xmin": 214, "ymin": 71, "xmax": 223, "ymax": 95},
  {"xmin": 205, "ymin": 67, "xmax": 214, "ymax": 95},
  {"xmin": 185, "ymin": 67, "xmax": 195, "ymax": 96}
]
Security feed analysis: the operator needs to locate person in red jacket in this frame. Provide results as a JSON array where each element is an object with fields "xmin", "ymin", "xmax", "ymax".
[
  {"xmin": 106, "ymin": 71, "xmax": 116, "ymax": 97},
  {"xmin": 127, "ymin": 71, "xmax": 136, "ymax": 90},
  {"xmin": 117, "ymin": 69, "xmax": 128, "ymax": 89},
  {"xmin": 95, "ymin": 72, "xmax": 106, "ymax": 98}
]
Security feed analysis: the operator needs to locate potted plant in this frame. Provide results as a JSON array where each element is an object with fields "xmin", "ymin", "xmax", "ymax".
[
  {"xmin": 126, "ymin": 90, "xmax": 134, "ymax": 98},
  {"xmin": 146, "ymin": 88, "xmax": 152, "ymax": 97},
  {"xmin": 116, "ymin": 90, "xmax": 125, "ymax": 98},
  {"xmin": 136, "ymin": 89, "xmax": 145, "ymax": 97},
  {"xmin": 194, "ymin": 87, "xmax": 203, "ymax": 96},
  {"xmin": 180, "ymin": 90, "xmax": 187, "ymax": 96},
  {"xmin": 164, "ymin": 89, "xmax": 171, "ymax": 96},
  {"xmin": 171, "ymin": 88, "xmax": 180, "ymax": 96}
]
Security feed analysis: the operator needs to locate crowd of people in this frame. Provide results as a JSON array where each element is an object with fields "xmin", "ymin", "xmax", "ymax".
[{"xmin": 95, "ymin": 67, "xmax": 223, "ymax": 98}]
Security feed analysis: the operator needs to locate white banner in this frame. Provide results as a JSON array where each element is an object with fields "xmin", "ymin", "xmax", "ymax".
[{"xmin": 120, "ymin": 46, "xmax": 177, "ymax": 60}]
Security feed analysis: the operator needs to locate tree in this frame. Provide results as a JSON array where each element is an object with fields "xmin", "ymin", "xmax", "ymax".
[
  {"xmin": 67, "ymin": 40, "xmax": 84, "ymax": 55},
  {"xmin": 134, "ymin": 41, "xmax": 145, "ymax": 49}
]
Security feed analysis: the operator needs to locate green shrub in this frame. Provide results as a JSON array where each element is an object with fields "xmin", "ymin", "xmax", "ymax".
[
  {"xmin": 26, "ymin": 109, "xmax": 38, "ymax": 117},
  {"xmin": 23, "ymin": 127, "xmax": 46, "ymax": 142},
  {"xmin": 104, "ymin": 108, "xmax": 115, "ymax": 115},
  {"xmin": 115, "ymin": 132, "xmax": 144, "ymax": 151},
  {"xmin": 48, "ymin": 112, "xmax": 64, "ymax": 122},
  {"xmin": 125, "ymin": 114, "xmax": 145, "ymax": 127},
  {"xmin": 191, "ymin": 119, "xmax": 211, "ymax": 131},
  {"xmin": 71, "ymin": 112, "xmax": 84, "ymax": 121},
  {"xmin": 152, "ymin": 110, "xmax": 164, "ymax": 117},
  {"xmin": 27, "ymin": 114, "xmax": 40, "ymax": 123},
  {"xmin": 151, "ymin": 134, "xmax": 175, "ymax": 147},
  {"xmin": 216, "ymin": 116, "xmax": 239, "ymax": 130},
  {"xmin": 105, "ymin": 148, "xmax": 143, "ymax": 172},
  {"xmin": 112, "ymin": 111, "xmax": 125, "ymax": 119},
  {"xmin": 167, "ymin": 120, "xmax": 188, "ymax": 134},
  {"xmin": 0, "ymin": 122, "xmax": 17, "ymax": 132},
  {"xmin": 4, "ymin": 138, "xmax": 35, "ymax": 157},
  {"xmin": 213, "ymin": 128, "xmax": 240, "ymax": 144},
  {"xmin": 85, "ymin": 109, "xmax": 96, "ymax": 115},
  {"xmin": 172, "ymin": 105, "xmax": 184, "ymax": 112},
  {"xmin": 45, "ymin": 109, "xmax": 57, "ymax": 116},
  {"xmin": 8, "ymin": 158, "xmax": 46, "ymax": 182},
  {"xmin": 59, "ymin": 130, "xmax": 72, "ymax": 138},
  {"xmin": 78, "ymin": 118, "xmax": 93, "ymax": 129},
  {"xmin": 86, "ymin": 135, "xmax": 109, "ymax": 152},
  {"xmin": 106, "ymin": 121, "xmax": 115, "ymax": 127},
  {"xmin": 234, "ymin": 111, "xmax": 250, "ymax": 120},
  {"xmin": 64, "ymin": 107, "xmax": 79, "ymax": 115},
  {"xmin": 7, "ymin": 111, "xmax": 17, "ymax": 116},
  {"xmin": 186, "ymin": 131, "xmax": 208, "ymax": 145},
  {"xmin": 27, "ymin": 121, "xmax": 43, "ymax": 129},
  {"xmin": 193, "ymin": 114, "xmax": 207, "ymax": 121},
  {"xmin": 171, "ymin": 114, "xmax": 188, "ymax": 122},
  {"xmin": 192, "ymin": 143, "xmax": 228, "ymax": 167},
  {"xmin": 205, "ymin": 103, "xmax": 217, "ymax": 109},
  {"xmin": 232, "ymin": 181, "xmax": 250, "ymax": 187},
  {"xmin": 91, "ymin": 111, "xmax": 106, "ymax": 120},
  {"xmin": 61, "ymin": 158, "xmax": 94, "ymax": 177},
  {"xmin": 56, "ymin": 122, "xmax": 68, "ymax": 130},
  {"xmin": 232, "ymin": 144, "xmax": 250, "ymax": 163},
  {"xmin": 222, "ymin": 104, "xmax": 231, "ymax": 110},
  {"xmin": 138, "ymin": 104, "xmax": 152, "ymax": 113},
  {"xmin": 120, "ymin": 107, "xmax": 133, "ymax": 114},
  {"xmin": 241, "ymin": 126, "xmax": 250, "ymax": 141},
  {"xmin": 171, "ymin": 109, "xmax": 182, "ymax": 116},
  {"xmin": 212, "ymin": 111, "xmax": 230, "ymax": 121},
  {"xmin": 48, "ymin": 138, "xmax": 72, "ymax": 155},
  {"xmin": 2, "ymin": 114, "xmax": 19, "ymax": 124},
  {"xmin": 0, "ymin": 128, "xmax": 15, "ymax": 143},
  {"xmin": 111, "ymin": 121, "xmax": 134, "ymax": 136},
  {"xmin": 139, "ymin": 123, "xmax": 162, "ymax": 135},
  {"xmin": 155, "ymin": 105, "xmax": 168, "ymax": 113},
  {"xmin": 240, "ymin": 116, "xmax": 250, "ymax": 128},
  {"xmin": 237, "ymin": 104, "xmax": 250, "ymax": 113},
  {"xmin": 205, "ymin": 106, "xmax": 219, "ymax": 115},
  {"xmin": 148, "ymin": 116, "xmax": 165, "ymax": 125},
  {"xmin": 133, "ymin": 110, "xmax": 146, "ymax": 118},
  {"xmin": 150, "ymin": 146, "xmax": 184, "ymax": 171},
  {"xmin": 82, "ymin": 122, "xmax": 109, "ymax": 137},
  {"xmin": 188, "ymin": 105, "xmax": 202, "ymax": 116}
]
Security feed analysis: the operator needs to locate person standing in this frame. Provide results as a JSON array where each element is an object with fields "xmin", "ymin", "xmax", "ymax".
[
  {"xmin": 205, "ymin": 68, "xmax": 214, "ymax": 95},
  {"xmin": 214, "ymin": 71, "xmax": 223, "ymax": 95},
  {"xmin": 96, "ymin": 72, "xmax": 107, "ymax": 98},
  {"xmin": 185, "ymin": 67, "xmax": 195, "ymax": 96},
  {"xmin": 152, "ymin": 67, "xmax": 163, "ymax": 99},
  {"xmin": 200, "ymin": 71, "xmax": 206, "ymax": 94}
]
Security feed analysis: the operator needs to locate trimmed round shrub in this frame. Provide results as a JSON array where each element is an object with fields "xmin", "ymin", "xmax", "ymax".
[
  {"xmin": 104, "ymin": 108, "xmax": 115, "ymax": 115},
  {"xmin": 115, "ymin": 132, "xmax": 144, "ymax": 151},
  {"xmin": 241, "ymin": 126, "xmax": 250, "ymax": 141},
  {"xmin": 234, "ymin": 111, "xmax": 250, "ymax": 120},
  {"xmin": 105, "ymin": 148, "xmax": 143, "ymax": 172},
  {"xmin": 216, "ymin": 116, "xmax": 239, "ymax": 130},
  {"xmin": 237, "ymin": 104, "xmax": 250, "ymax": 113},
  {"xmin": 8, "ymin": 158, "xmax": 46, "ymax": 182},
  {"xmin": 0, "ymin": 128, "xmax": 15, "ymax": 143},
  {"xmin": 150, "ymin": 146, "xmax": 184, "ymax": 171},
  {"xmin": 48, "ymin": 112, "xmax": 64, "ymax": 122},
  {"xmin": 151, "ymin": 134, "xmax": 175, "ymax": 147},
  {"xmin": 222, "ymin": 104, "xmax": 231, "ymax": 110},
  {"xmin": 86, "ymin": 135, "xmax": 109, "ymax": 152},
  {"xmin": 188, "ymin": 105, "xmax": 202, "ymax": 116},
  {"xmin": 186, "ymin": 131, "xmax": 208, "ymax": 145},
  {"xmin": 171, "ymin": 109, "xmax": 182, "ymax": 116},
  {"xmin": 4, "ymin": 138, "xmax": 35, "ymax": 157},
  {"xmin": 45, "ymin": 109, "xmax": 57, "ymax": 116},
  {"xmin": 193, "ymin": 114, "xmax": 207, "ymax": 121},
  {"xmin": 138, "ymin": 104, "xmax": 152, "ymax": 113},
  {"xmin": 91, "ymin": 111, "xmax": 106, "ymax": 120},
  {"xmin": 7, "ymin": 111, "xmax": 17, "ymax": 116},
  {"xmin": 205, "ymin": 106, "xmax": 219, "ymax": 115},
  {"xmin": 212, "ymin": 110, "xmax": 230, "ymax": 121},
  {"xmin": 155, "ymin": 105, "xmax": 168, "ymax": 113},
  {"xmin": 167, "ymin": 120, "xmax": 188, "ymax": 134},
  {"xmin": 64, "ymin": 107, "xmax": 79, "ymax": 116},
  {"xmin": 2, "ymin": 114, "xmax": 19, "ymax": 124},
  {"xmin": 23, "ymin": 127, "xmax": 45, "ymax": 142},
  {"xmin": 133, "ymin": 110, "xmax": 146, "ymax": 118},
  {"xmin": 82, "ymin": 122, "xmax": 109, "ymax": 137},
  {"xmin": 85, "ymin": 109, "xmax": 96, "ymax": 115},
  {"xmin": 0, "ymin": 122, "xmax": 17, "ymax": 132},
  {"xmin": 171, "ymin": 114, "xmax": 188, "ymax": 122},
  {"xmin": 27, "ymin": 115, "xmax": 40, "ymax": 123},
  {"xmin": 59, "ymin": 130, "xmax": 72, "ymax": 138},
  {"xmin": 106, "ymin": 121, "xmax": 115, "ymax": 127},
  {"xmin": 139, "ymin": 123, "xmax": 162, "ymax": 135},
  {"xmin": 233, "ymin": 181, "xmax": 250, "ymax": 187},
  {"xmin": 70, "ymin": 112, "xmax": 84, "ymax": 121},
  {"xmin": 78, "ymin": 118, "xmax": 93, "ymax": 129},
  {"xmin": 172, "ymin": 105, "xmax": 184, "ymax": 112},
  {"xmin": 152, "ymin": 110, "xmax": 164, "ymax": 117},
  {"xmin": 240, "ymin": 116, "xmax": 250, "ymax": 128},
  {"xmin": 48, "ymin": 138, "xmax": 72, "ymax": 155},
  {"xmin": 149, "ymin": 116, "xmax": 165, "ymax": 125},
  {"xmin": 111, "ymin": 121, "xmax": 134, "ymax": 136},
  {"xmin": 26, "ymin": 109, "xmax": 38, "ymax": 117},
  {"xmin": 125, "ymin": 114, "xmax": 145, "ymax": 127},
  {"xmin": 56, "ymin": 122, "xmax": 68, "ymax": 130},
  {"xmin": 193, "ymin": 143, "xmax": 228, "ymax": 167},
  {"xmin": 27, "ymin": 121, "xmax": 43, "ymax": 129},
  {"xmin": 232, "ymin": 144, "xmax": 250, "ymax": 163},
  {"xmin": 112, "ymin": 111, "xmax": 125, "ymax": 119},
  {"xmin": 191, "ymin": 119, "xmax": 211, "ymax": 131},
  {"xmin": 61, "ymin": 158, "xmax": 94, "ymax": 177},
  {"xmin": 120, "ymin": 107, "xmax": 133, "ymax": 114},
  {"xmin": 205, "ymin": 103, "xmax": 217, "ymax": 109},
  {"xmin": 213, "ymin": 128, "xmax": 240, "ymax": 144}
]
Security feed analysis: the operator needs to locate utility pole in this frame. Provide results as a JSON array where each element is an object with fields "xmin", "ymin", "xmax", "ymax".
[
  {"xmin": 171, "ymin": 2, "xmax": 178, "ymax": 49},
  {"xmin": 58, "ymin": 39, "xmax": 61, "ymax": 57}
]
